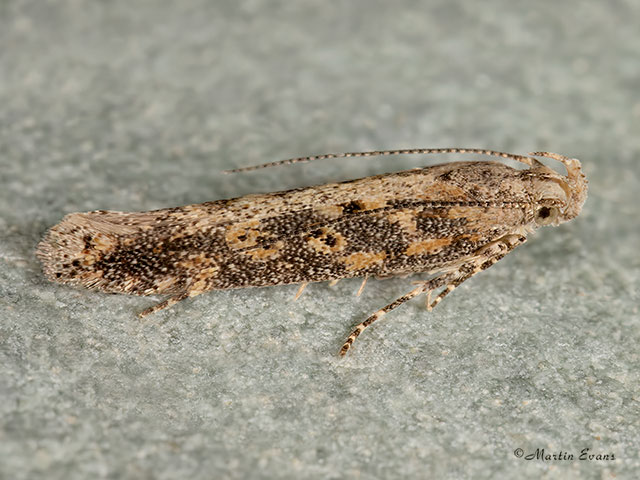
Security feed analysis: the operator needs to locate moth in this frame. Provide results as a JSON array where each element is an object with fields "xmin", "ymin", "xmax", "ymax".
[{"xmin": 37, "ymin": 148, "xmax": 588, "ymax": 355}]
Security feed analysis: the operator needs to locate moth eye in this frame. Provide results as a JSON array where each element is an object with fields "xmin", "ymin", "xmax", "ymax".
[{"xmin": 535, "ymin": 206, "xmax": 559, "ymax": 225}]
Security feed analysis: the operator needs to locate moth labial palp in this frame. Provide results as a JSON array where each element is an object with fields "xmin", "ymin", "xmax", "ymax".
[{"xmin": 36, "ymin": 148, "xmax": 588, "ymax": 356}]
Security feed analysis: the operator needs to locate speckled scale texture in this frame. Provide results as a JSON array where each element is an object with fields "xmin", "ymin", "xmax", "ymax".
[{"xmin": 36, "ymin": 149, "xmax": 587, "ymax": 354}]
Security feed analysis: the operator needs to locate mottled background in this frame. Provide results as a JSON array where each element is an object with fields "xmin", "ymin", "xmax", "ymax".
[{"xmin": 1, "ymin": 1, "xmax": 638, "ymax": 479}]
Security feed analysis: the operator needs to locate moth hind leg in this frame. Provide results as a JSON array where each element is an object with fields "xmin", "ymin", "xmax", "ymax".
[
  {"xmin": 428, "ymin": 233, "xmax": 527, "ymax": 310},
  {"xmin": 339, "ymin": 233, "xmax": 526, "ymax": 356},
  {"xmin": 339, "ymin": 277, "xmax": 449, "ymax": 356}
]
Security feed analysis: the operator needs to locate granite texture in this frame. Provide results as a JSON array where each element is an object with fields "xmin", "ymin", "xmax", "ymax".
[{"xmin": 1, "ymin": 1, "xmax": 639, "ymax": 479}]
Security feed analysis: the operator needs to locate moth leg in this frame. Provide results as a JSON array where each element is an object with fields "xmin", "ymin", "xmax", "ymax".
[
  {"xmin": 428, "ymin": 233, "xmax": 527, "ymax": 311},
  {"xmin": 339, "ymin": 276, "xmax": 450, "ymax": 356},
  {"xmin": 328, "ymin": 279, "xmax": 340, "ymax": 287},
  {"xmin": 294, "ymin": 283, "xmax": 308, "ymax": 301},
  {"xmin": 138, "ymin": 291, "xmax": 190, "ymax": 318},
  {"xmin": 356, "ymin": 275, "xmax": 368, "ymax": 297},
  {"xmin": 339, "ymin": 234, "xmax": 526, "ymax": 356}
]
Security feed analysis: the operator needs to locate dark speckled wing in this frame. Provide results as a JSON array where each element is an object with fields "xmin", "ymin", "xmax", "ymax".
[
  {"xmin": 37, "ymin": 161, "xmax": 534, "ymax": 296},
  {"xmin": 209, "ymin": 198, "xmax": 530, "ymax": 290}
]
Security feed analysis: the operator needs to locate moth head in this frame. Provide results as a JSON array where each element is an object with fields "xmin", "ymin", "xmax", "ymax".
[{"xmin": 526, "ymin": 152, "xmax": 588, "ymax": 226}]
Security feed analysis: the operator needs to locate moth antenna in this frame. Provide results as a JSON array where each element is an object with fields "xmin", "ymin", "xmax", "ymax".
[
  {"xmin": 224, "ymin": 148, "xmax": 544, "ymax": 173},
  {"xmin": 528, "ymin": 151, "xmax": 579, "ymax": 174}
]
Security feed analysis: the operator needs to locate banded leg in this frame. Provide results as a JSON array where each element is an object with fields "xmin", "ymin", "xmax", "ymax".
[
  {"xmin": 427, "ymin": 234, "xmax": 526, "ymax": 310},
  {"xmin": 339, "ymin": 275, "xmax": 449, "ymax": 356},
  {"xmin": 339, "ymin": 233, "xmax": 526, "ymax": 356}
]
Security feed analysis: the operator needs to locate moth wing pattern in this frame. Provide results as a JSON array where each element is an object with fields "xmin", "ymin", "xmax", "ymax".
[
  {"xmin": 197, "ymin": 161, "xmax": 533, "ymax": 291},
  {"xmin": 36, "ymin": 148, "xmax": 588, "ymax": 355}
]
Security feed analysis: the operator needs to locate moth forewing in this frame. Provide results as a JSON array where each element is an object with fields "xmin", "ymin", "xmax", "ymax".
[{"xmin": 36, "ymin": 149, "xmax": 587, "ymax": 355}]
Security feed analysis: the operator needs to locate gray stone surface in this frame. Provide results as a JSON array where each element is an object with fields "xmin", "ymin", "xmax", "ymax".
[{"xmin": 1, "ymin": 1, "xmax": 639, "ymax": 479}]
